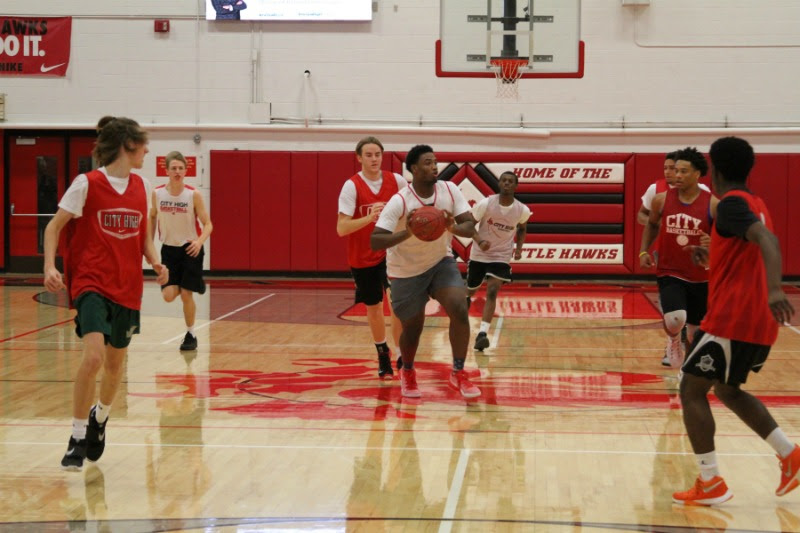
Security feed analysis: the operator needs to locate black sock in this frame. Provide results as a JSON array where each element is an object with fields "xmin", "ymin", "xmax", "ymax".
[
  {"xmin": 375, "ymin": 342, "xmax": 389, "ymax": 355},
  {"xmin": 453, "ymin": 358, "xmax": 465, "ymax": 371}
]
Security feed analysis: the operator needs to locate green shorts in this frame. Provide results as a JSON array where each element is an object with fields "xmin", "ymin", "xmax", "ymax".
[{"xmin": 74, "ymin": 292, "xmax": 141, "ymax": 349}]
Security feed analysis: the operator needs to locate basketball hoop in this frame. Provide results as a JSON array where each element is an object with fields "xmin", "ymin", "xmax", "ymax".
[{"xmin": 490, "ymin": 58, "xmax": 528, "ymax": 99}]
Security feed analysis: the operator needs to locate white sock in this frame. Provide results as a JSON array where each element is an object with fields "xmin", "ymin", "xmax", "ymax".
[
  {"xmin": 766, "ymin": 427, "xmax": 796, "ymax": 458},
  {"xmin": 188, "ymin": 326, "xmax": 195, "ymax": 337},
  {"xmin": 72, "ymin": 418, "xmax": 87, "ymax": 440},
  {"xmin": 696, "ymin": 451, "xmax": 720, "ymax": 481},
  {"xmin": 479, "ymin": 321, "xmax": 491, "ymax": 334},
  {"xmin": 95, "ymin": 402, "xmax": 111, "ymax": 424}
]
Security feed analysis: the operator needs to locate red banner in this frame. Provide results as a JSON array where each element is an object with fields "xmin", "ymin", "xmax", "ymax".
[{"xmin": 0, "ymin": 17, "xmax": 71, "ymax": 76}]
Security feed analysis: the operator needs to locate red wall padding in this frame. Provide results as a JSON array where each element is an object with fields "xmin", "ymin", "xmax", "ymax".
[
  {"xmin": 209, "ymin": 150, "xmax": 800, "ymax": 276},
  {"xmin": 0, "ymin": 135, "xmax": 4, "ymax": 269},
  {"xmin": 210, "ymin": 151, "xmax": 250, "ymax": 270},
  {"xmin": 250, "ymin": 152, "xmax": 291, "ymax": 270},
  {"xmin": 532, "ymin": 204, "xmax": 623, "ymax": 224},
  {"xmin": 317, "ymin": 152, "xmax": 356, "ymax": 271},
  {"xmin": 746, "ymin": 155, "xmax": 789, "ymax": 272},
  {"xmin": 788, "ymin": 155, "xmax": 800, "ymax": 274},
  {"xmin": 290, "ymin": 153, "xmax": 318, "ymax": 271}
]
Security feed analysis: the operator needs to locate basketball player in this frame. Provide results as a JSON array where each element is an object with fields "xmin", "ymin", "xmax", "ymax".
[
  {"xmin": 672, "ymin": 136, "xmax": 797, "ymax": 506},
  {"xmin": 43, "ymin": 116, "xmax": 168, "ymax": 471},
  {"xmin": 467, "ymin": 171, "xmax": 531, "ymax": 351},
  {"xmin": 639, "ymin": 147, "xmax": 718, "ymax": 368},
  {"xmin": 149, "ymin": 151, "xmax": 213, "ymax": 352},
  {"xmin": 371, "ymin": 144, "xmax": 480, "ymax": 399},
  {"xmin": 638, "ymin": 151, "xmax": 712, "ymax": 225},
  {"xmin": 337, "ymin": 137, "xmax": 406, "ymax": 378}
]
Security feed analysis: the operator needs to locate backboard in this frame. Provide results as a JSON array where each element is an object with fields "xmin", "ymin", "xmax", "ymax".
[{"xmin": 437, "ymin": 0, "xmax": 583, "ymax": 78}]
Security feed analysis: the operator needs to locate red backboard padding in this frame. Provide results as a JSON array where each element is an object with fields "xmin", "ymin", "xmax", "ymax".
[{"xmin": 210, "ymin": 151, "xmax": 250, "ymax": 270}]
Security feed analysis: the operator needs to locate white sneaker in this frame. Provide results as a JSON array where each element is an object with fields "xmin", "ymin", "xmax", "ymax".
[{"xmin": 666, "ymin": 336, "xmax": 685, "ymax": 369}]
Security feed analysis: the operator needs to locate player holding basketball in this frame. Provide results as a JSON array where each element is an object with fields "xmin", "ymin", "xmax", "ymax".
[
  {"xmin": 337, "ymin": 137, "xmax": 406, "ymax": 378},
  {"xmin": 639, "ymin": 147, "xmax": 717, "ymax": 368},
  {"xmin": 371, "ymin": 145, "xmax": 480, "ymax": 398},
  {"xmin": 43, "ymin": 116, "xmax": 168, "ymax": 471},
  {"xmin": 467, "ymin": 171, "xmax": 531, "ymax": 351},
  {"xmin": 149, "ymin": 151, "xmax": 213, "ymax": 352},
  {"xmin": 672, "ymin": 136, "xmax": 798, "ymax": 506}
]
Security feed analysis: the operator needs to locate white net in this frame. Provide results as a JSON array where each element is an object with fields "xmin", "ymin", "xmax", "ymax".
[{"xmin": 492, "ymin": 60, "xmax": 526, "ymax": 99}]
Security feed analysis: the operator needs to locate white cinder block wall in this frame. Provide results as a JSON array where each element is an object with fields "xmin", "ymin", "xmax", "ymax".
[{"xmin": 2, "ymin": 0, "xmax": 800, "ymax": 265}]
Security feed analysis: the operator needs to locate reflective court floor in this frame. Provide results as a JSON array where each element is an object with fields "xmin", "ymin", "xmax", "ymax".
[{"xmin": 2, "ymin": 278, "xmax": 800, "ymax": 532}]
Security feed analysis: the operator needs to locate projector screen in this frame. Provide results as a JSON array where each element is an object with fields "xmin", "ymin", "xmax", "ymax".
[{"xmin": 205, "ymin": 0, "xmax": 373, "ymax": 21}]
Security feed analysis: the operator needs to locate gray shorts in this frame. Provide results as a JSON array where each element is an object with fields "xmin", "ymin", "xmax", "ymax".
[{"xmin": 390, "ymin": 257, "xmax": 465, "ymax": 321}]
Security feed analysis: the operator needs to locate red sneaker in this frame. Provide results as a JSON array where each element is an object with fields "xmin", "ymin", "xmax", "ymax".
[
  {"xmin": 777, "ymin": 444, "xmax": 800, "ymax": 496},
  {"xmin": 449, "ymin": 370, "xmax": 481, "ymax": 399},
  {"xmin": 400, "ymin": 368, "xmax": 421, "ymax": 398},
  {"xmin": 672, "ymin": 476, "xmax": 733, "ymax": 506}
]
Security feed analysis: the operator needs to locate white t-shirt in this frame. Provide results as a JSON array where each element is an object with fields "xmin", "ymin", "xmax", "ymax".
[
  {"xmin": 641, "ymin": 182, "xmax": 710, "ymax": 210},
  {"xmin": 376, "ymin": 181, "xmax": 470, "ymax": 278},
  {"xmin": 470, "ymin": 196, "xmax": 531, "ymax": 263},
  {"xmin": 59, "ymin": 167, "xmax": 153, "ymax": 217},
  {"xmin": 337, "ymin": 172, "xmax": 407, "ymax": 216}
]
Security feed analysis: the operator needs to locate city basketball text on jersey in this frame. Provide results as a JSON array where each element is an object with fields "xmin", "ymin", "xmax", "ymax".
[
  {"xmin": 665, "ymin": 213, "xmax": 703, "ymax": 235},
  {"xmin": 158, "ymin": 200, "xmax": 190, "ymax": 214}
]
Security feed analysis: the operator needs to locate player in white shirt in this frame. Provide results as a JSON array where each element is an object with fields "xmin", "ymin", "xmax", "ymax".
[
  {"xmin": 372, "ymin": 145, "xmax": 481, "ymax": 399},
  {"xmin": 467, "ymin": 171, "xmax": 531, "ymax": 351},
  {"xmin": 149, "ymin": 151, "xmax": 213, "ymax": 352}
]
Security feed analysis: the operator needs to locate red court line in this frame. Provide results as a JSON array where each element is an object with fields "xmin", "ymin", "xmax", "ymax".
[{"xmin": 0, "ymin": 318, "xmax": 73, "ymax": 344}]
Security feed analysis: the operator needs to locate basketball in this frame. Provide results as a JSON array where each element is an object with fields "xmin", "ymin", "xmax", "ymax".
[{"xmin": 407, "ymin": 206, "xmax": 447, "ymax": 241}]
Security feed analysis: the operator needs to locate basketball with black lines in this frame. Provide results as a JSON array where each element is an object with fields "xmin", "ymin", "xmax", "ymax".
[{"xmin": 407, "ymin": 206, "xmax": 447, "ymax": 242}]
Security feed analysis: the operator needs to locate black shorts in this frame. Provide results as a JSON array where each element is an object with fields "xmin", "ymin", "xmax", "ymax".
[
  {"xmin": 351, "ymin": 259, "xmax": 390, "ymax": 306},
  {"xmin": 161, "ymin": 243, "xmax": 206, "ymax": 294},
  {"xmin": 656, "ymin": 276, "xmax": 708, "ymax": 325},
  {"xmin": 466, "ymin": 260, "xmax": 512, "ymax": 290},
  {"xmin": 74, "ymin": 291, "xmax": 140, "ymax": 349},
  {"xmin": 682, "ymin": 330, "xmax": 771, "ymax": 386}
]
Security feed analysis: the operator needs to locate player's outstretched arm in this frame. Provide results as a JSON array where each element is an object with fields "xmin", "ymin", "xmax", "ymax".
[{"xmin": 747, "ymin": 221, "xmax": 795, "ymax": 324}]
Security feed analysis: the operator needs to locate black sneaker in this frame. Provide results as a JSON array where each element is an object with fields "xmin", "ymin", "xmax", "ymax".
[
  {"xmin": 85, "ymin": 406, "xmax": 107, "ymax": 462},
  {"xmin": 180, "ymin": 332, "xmax": 197, "ymax": 351},
  {"xmin": 474, "ymin": 332, "xmax": 490, "ymax": 351},
  {"xmin": 378, "ymin": 351, "xmax": 394, "ymax": 379},
  {"xmin": 61, "ymin": 437, "xmax": 87, "ymax": 471}
]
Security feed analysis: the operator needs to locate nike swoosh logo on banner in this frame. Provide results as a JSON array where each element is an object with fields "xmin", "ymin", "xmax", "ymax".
[
  {"xmin": 40, "ymin": 63, "xmax": 66, "ymax": 73},
  {"xmin": 703, "ymin": 481, "xmax": 722, "ymax": 493}
]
